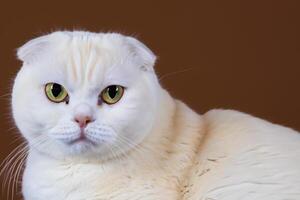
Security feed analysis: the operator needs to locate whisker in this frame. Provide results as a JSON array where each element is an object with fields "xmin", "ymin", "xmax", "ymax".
[
  {"xmin": 12, "ymin": 147, "xmax": 28, "ymax": 200},
  {"xmin": 115, "ymin": 133, "xmax": 183, "ymax": 173},
  {"xmin": 0, "ymin": 134, "xmax": 48, "ymax": 199},
  {"xmin": 0, "ymin": 142, "xmax": 27, "ymax": 175},
  {"xmin": 1, "ymin": 144, "xmax": 27, "ymax": 200},
  {"xmin": 8, "ymin": 147, "xmax": 27, "ymax": 200},
  {"xmin": 0, "ymin": 93, "xmax": 11, "ymax": 99},
  {"xmin": 113, "ymin": 134, "xmax": 161, "ymax": 169},
  {"xmin": 158, "ymin": 67, "xmax": 195, "ymax": 81}
]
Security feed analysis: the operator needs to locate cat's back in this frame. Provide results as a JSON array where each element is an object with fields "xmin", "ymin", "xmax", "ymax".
[{"xmin": 183, "ymin": 109, "xmax": 300, "ymax": 200}]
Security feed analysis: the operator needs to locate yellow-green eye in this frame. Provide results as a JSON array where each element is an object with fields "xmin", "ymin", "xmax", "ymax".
[
  {"xmin": 101, "ymin": 85, "xmax": 124, "ymax": 105},
  {"xmin": 45, "ymin": 83, "xmax": 69, "ymax": 103}
]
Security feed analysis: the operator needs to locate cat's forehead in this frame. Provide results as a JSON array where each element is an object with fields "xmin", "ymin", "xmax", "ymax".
[
  {"xmin": 18, "ymin": 31, "xmax": 156, "ymax": 89},
  {"xmin": 57, "ymin": 35, "xmax": 137, "ymax": 85},
  {"xmin": 30, "ymin": 33, "xmax": 140, "ymax": 88}
]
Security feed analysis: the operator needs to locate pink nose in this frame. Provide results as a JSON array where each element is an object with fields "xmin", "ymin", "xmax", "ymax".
[{"xmin": 74, "ymin": 115, "xmax": 93, "ymax": 128}]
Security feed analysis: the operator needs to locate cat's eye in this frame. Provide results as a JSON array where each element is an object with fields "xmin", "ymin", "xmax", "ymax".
[
  {"xmin": 45, "ymin": 83, "xmax": 69, "ymax": 103},
  {"xmin": 101, "ymin": 85, "xmax": 124, "ymax": 105}
]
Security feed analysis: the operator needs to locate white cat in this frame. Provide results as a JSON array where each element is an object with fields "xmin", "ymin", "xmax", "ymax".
[{"xmin": 10, "ymin": 31, "xmax": 300, "ymax": 200}]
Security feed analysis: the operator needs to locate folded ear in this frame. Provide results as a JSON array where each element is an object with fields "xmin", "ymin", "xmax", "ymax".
[
  {"xmin": 17, "ymin": 34, "xmax": 54, "ymax": 64},
  {"xmin": 17, "ymin": 31, "xmax": 66, "ymax": 64},
  {"xmin": 125, "ymin": 36, "xmax": 157, "ymax": 72}
]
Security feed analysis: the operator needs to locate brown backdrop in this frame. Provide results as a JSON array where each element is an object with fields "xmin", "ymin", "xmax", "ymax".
[{"xmin": 0, "ymin": 0, "xmax": 299, "ymax": 199}]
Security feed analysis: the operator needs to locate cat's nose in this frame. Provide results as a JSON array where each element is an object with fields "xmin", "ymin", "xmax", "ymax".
[
  {"xmin": 73, "ymin": 103, "xmax": 94, "ymax": 128},
  {"xmin": 74, "ymin": 115, "xmax": 93, "ymax": 128}
]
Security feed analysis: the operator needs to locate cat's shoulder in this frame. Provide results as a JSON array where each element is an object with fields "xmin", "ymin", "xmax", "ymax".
[
  {"xmin": 200, "ymin": 108, "xmax": 300, "ymax": 151},
  {"xmin": 204, "ymin": 108, "xmax": 276, "ymax": 127},
  {"xmin": 203, "ymin": 108, "xmax": 299, "ymax": 136}
]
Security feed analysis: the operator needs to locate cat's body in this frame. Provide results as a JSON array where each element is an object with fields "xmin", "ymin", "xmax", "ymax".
[
  {"xmin": 23, "ymin": 99, "xmax": 300, "ymax": 200},
  {"xmin": 11, "ymin": 31, "xmax": 300, "ymax": 200}
]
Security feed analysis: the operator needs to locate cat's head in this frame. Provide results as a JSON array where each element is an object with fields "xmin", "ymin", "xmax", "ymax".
[{"xmin": 12, "ymin": 31, "xmax": 161, "ymax": 161}]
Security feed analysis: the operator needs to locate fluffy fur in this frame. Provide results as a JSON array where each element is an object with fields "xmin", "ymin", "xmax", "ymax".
[{"xmin": 11, "ymin": 31, "xmax": 300, "ymax": 200}]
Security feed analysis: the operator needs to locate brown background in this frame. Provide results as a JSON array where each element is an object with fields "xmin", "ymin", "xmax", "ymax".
[{"xmin": 0, "ymin": 0, "xmax": 300, "ymax": 199}]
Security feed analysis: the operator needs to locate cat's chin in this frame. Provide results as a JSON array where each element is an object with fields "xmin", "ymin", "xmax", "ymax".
[
  {"xmin": 64, "ymin": 139, "xmax": 96, "ymax": 154},
  {"xmin": 56, "ymin": 134, "xmax": 99, "ymax": 155},
  {"xmin": 58, "ymin": 136, "xmax": 115, "ymax": 158}
]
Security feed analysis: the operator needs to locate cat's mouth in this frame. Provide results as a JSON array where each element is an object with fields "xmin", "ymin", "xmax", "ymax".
[
  {"xmin": 67, "ymin": 130, "xmax": 97, "ymax": 146},
  {"xmin": 68, "ymin": 136, "xmax": 92, "ymax": 145}
]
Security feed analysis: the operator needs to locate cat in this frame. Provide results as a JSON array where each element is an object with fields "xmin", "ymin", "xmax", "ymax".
[{"xmin": 10, "ymin": 31, "xmax": 300, "ymax": 200}]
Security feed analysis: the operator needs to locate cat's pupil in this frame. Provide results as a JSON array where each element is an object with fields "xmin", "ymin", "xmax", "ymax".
[
  {"xmin": 52, "ymin": 84, "xmax": 62, "ymax": 97},
  {"xmin": 108, "ymin": 86, "xmax": 118, "ymax": 98}
]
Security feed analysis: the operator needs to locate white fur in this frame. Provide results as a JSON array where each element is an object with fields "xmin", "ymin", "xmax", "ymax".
[{"xmin": 12, "ymin": 31, "xmax": 300, "ymax": 200}]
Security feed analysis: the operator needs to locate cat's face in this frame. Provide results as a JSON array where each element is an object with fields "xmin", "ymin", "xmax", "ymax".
[{"xmin": 12, "ymin": 31, "xmax": 160, "ymax": 160}]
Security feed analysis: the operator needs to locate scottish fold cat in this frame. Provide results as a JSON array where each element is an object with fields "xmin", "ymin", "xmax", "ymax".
[{"xmin": 9, "ymin": 31, "xmax": 300, "ymax": 200}]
